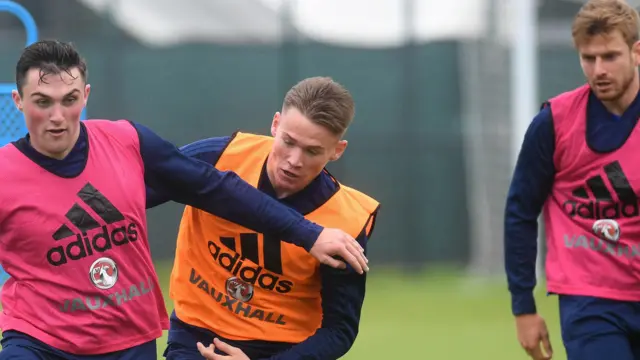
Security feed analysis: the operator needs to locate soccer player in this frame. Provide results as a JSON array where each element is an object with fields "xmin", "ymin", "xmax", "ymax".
[
  {"xmin": 0, "ymin": 40, "xmax": 369, "ymax": 359},
  {"xmin": 147, "ymin": 77, "xmax": 379, "ymax": 360},
  {"xmin": 504, "ymin": 1, "xmax": 640, "ymax": 359}
]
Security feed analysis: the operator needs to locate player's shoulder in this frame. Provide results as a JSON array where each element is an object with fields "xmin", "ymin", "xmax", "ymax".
[
  {"xmin": 336, "ymin": 182, "xmax": 379, "ymax": 214},
  {"xmin": 83, "ymin": 119, "xmax": 138, "ymax": 137},
  {"xmin": 522, "ymin": 106, "xmax": 555, "ymax": 147},
  {"xmin": 0, "ymin": 141, "xmax": 18, "ymax": 153},
  {"xmin": 83, "ymin": 119, "xmax": 141, "ymax": 149},
  {"xmin": 541, "ymin": 84, "xmax": 590, "ymax": 108},
  {"xmin": 532, "ymin": 103, "xmax": 553, "ymax": 127},
  {"xmin": 0, "ymin": 142, "xmax": 22, "ymax": 169},
  {"xmin": 541, "ymin": 84, "xmax": 590, "ymax": 122},
  {"xmin": 332, "ymin": 182, "xmax": 380, "ymax": 240},
  {"xmin": 83, "ymin": 119, "xmax": 132, "ymax": 128},
  {"xmin": 232, "ymin": 131, "xmax": 273, "ymax": 145},
  {"xmin": 180, "ymin": 136, "xmax": 232, "ymax": 155},
  {"xmin": 547, "ymin": 84, "xmax": 590, "ymax": 103},
  {"xmin": 222, "ymin": 131, "xmax": 274, "ymax": 155}
]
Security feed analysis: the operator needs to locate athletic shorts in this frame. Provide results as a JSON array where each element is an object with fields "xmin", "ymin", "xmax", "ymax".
[
  {"xmin": 0, "ymin": 330, "xmax": 156, "ymax": 360},
  {"xmin": 164, "ymin": 311, "xmax": 292, "ymax": 359},
  {"xmin": 560, "ymin": 295, "xmax": 640, "ymax": 360},
  {"xmin": 163, "ymin": 315, "xmax": 227, "ymax": 360}
]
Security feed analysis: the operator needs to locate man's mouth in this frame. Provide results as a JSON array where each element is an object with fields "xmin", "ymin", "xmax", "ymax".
[
  {"xmin": 47, "ymin": 129, "xmax": 66, "ymax": 135},
  {"xmin": 282, "ymin": 169, "xmax": 298, "ymax": 178}
]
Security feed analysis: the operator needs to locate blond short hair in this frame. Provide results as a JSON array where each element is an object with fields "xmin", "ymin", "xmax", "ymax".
[
  {"xmin": 572, "ymin": 0, "xmax": 640, "ymax": 47},
  {"xmin": 282, "ymin": 77, "xmax": 355, "ymax": 136}
]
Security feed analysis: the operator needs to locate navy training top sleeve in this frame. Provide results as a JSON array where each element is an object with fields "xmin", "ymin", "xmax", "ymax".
[
  {"xmin": 264, "ymin": 231, "xmax": 368, "ymax": 360},
  {"xmin": 131, "ymin": 122, "xmax": 322, "ymax": 251},
  {"xmin": 145, "ymin": 136, "xmax": 231, "ymax": 208},
  {"xmin": 504, "ymin": 105, "xmax": 556, "ymax": 316}
]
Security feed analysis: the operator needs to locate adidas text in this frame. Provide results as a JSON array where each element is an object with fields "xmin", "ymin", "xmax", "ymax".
[
  {"xmin": 208, "ymin": 241, "xmax": 293, "ymax": 294},
  {"xmin": 563, "ymin": 200, "xmax": 639, "ymax": 219},
  {"xmin": 47, "ymin": 224, "xmax": 139, "ymax": 266}
]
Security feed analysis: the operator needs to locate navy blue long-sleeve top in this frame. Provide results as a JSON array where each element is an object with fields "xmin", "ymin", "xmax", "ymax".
[
  {"xmin": 12, "ymin": 121, "xmax": 322, "ymax": 251},
  {"xmin": 505, "ymin": 90, "xmax": 640, "ymax": 315},
  {"xmin": 148, "ymin": 136, "xmax": 367, "ymax": 360}
]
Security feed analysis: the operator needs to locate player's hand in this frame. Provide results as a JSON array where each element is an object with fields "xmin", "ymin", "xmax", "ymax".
[
  {"xmin": 197, "ymin": 338, "xmax": 250, "ymax": 360},
  {"xmin": 516, "ymin": 313, "xmax": 553, "ymax": 360},
  {"xmin": 309, "ymin": 228, "xmax": 369, "ymax": 274}
]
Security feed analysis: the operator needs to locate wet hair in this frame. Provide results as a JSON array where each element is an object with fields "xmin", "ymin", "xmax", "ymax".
[{"xmin": 15, "ymin": 39, "xmax": 87, "ymax": 95}]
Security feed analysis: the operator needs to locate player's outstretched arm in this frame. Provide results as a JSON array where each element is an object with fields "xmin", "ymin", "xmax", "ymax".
[
  {"xmin": 504, "ymin": 104, "xmax": 556, "ymax": 359},
  {"xmin": 132, "ymin": 122, "xmax": 368, "ymax": 273},
  {"xmin": 145, "ymin": 136, "xmax": 232, "ymax": 209}
]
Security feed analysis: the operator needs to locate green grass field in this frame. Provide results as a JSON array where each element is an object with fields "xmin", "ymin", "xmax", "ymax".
[
  {"xmin": 152, "ymin": 262, "xmax": 565, "ymax": 359},
  {"xmin": 0, "ymin": 262, "xmax": 564, "ymax": 359}
]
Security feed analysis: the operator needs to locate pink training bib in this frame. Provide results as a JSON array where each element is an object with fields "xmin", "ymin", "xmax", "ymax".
[
  {"xmin": 0, "ymin": 120, "xmax": 168, "ymax": 355},
  {"xmin": 544, "ymin": 84, "xmax": 640, "ymax": 301}
]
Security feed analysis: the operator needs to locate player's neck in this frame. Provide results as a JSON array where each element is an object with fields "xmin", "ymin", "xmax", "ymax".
[{"xmin": 602, "ymin": 74, "xmax": 640, "ymax": 116}]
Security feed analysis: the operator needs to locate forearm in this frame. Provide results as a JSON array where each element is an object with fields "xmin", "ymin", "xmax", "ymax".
[
  {"xmin": 505, "ymin": 217, "xmax": 540, "ymax": 315},
  {"xmin": 504, "ymin": 105, "xmax": 556, "ymax": 315}
]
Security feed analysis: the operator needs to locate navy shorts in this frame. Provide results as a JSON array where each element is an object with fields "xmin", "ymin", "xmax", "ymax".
[
  {"xmin": 560, "ymin": 295, "xmax": 640, "ymax": 360},
  {"xmin": 163, "ymin": 311, "xmax": 292, "ymax": 359},
  {"xmin": 0, "ymin": 331, "xmax": 156, "ymax": 360},
  {"xmin": 164, "ymin": 322, "xmax": 227, "ymax": 360},
  {"xmin": 163, "ymin": 313, "xmax": 236, "ymax": 360}
]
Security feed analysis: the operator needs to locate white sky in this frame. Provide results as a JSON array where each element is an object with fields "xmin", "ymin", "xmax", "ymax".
[{"xmin": 78, "ymin": 0, "xmax": 519, "ymax": 48}]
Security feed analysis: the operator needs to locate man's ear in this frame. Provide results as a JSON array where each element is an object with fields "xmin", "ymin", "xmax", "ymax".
[
  {"xmin": 271, "ymin": 112, "xmax": 281, "ymax": 137},
  {"xmin": 11, "ymin": 90, "xmax": 23, "ymax": 112},
  {"xmin": 330, "ymin": 140, "xmax": 348, "ymax": 161},
  {"xmin": 83, "ymin": 84, "xmax": 91, "ymax": 108}
]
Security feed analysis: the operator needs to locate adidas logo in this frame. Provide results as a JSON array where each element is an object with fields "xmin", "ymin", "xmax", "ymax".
[
  {"xmin": 563, "ymin": 161, "xmax": 639, "ymax": 219},
  {"xmin": 47, "ymin": 183, "xmax": 139, "ymax": 266},
  {"xmin": 208, "ymin": 233, "xmax": 293, "ymax": 294}
]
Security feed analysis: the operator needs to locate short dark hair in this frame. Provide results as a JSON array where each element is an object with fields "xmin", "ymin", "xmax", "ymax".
[
  {"xmin": 282, "ymin": 77, "xmax": 355, "ymax": 136},
  {"xmin": 15, "ymin": 40, "xmax": 88, "ymax": 95}
]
